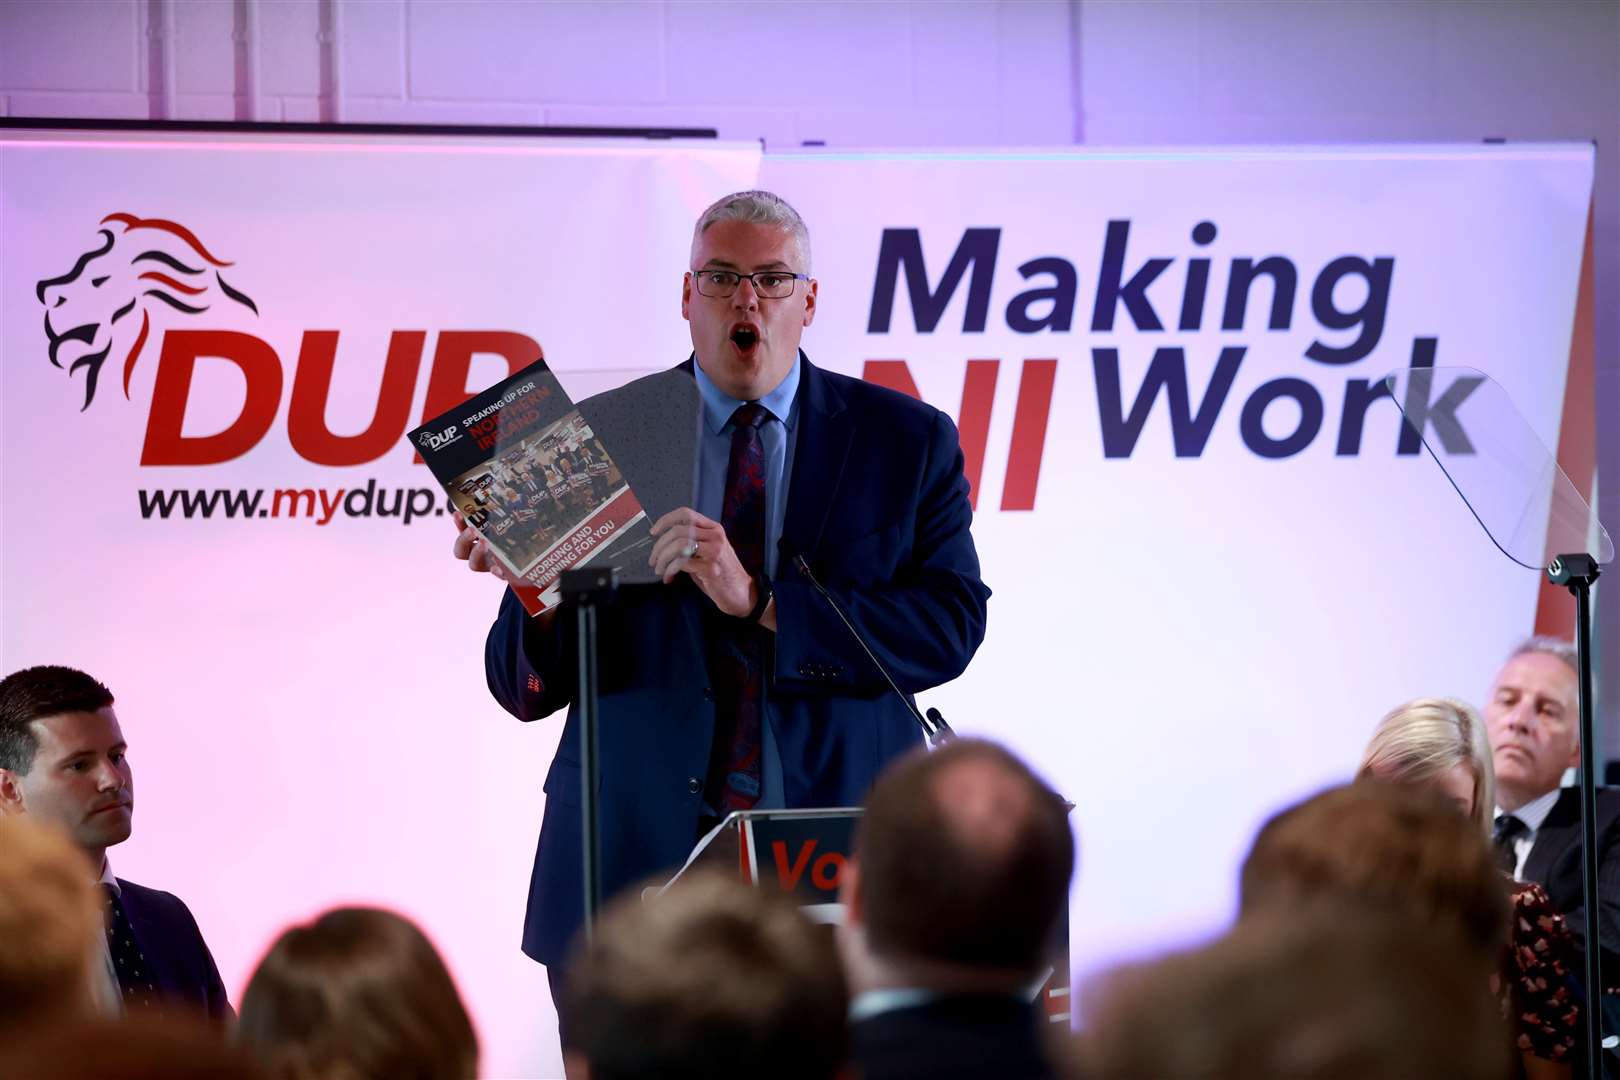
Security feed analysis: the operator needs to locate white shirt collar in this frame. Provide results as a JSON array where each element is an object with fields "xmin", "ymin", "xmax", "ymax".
[
  {"xmin": 98, "ymin": 855, "xmax": 120, "ymax": 897},
  {"xmin": 1496, "ymin": 786, "xmax": 1563, "ymax": 835},
  {"xmin": 850, "ymin": 988, "xmax": 937, "ymax": 1022}
]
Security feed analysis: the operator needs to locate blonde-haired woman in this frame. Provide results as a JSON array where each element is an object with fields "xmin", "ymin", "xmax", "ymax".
[
  {"xmin": 1360, "ymin": 696, "xmax": 1495, "ymax": 833},
  {"xmin": 1360, "ymin": 697, "xmax": 1579, "ymax": 1080}
]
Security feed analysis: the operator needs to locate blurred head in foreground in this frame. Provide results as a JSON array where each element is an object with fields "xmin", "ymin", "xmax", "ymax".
[
  {"xmin": 565, "ymin": 870, "xmax": 849, "ymax": 1080},
  {"xmin": 237, "ymin": 906, "xmax": 478, "ymax": 1080},
  {"xmin": 1358, "ymin": 696, "xmax": 1495, "ymax": 833},
  {"xmin": 1074, "ymin": 911, "xmax": 1509, "ymax": 1080},
  {"xmin": 9, "ymin": 1015, "xmax": 269, "ymax": 1080},
  {"xmin": 843, "ymin": 737, "xmax": 1073, "ymax": 992},
  {"xmin": 1239, "ymin": 781, "xmax": 1507, "ymax": 969},
  {"xmin": 0, "ymin": 815, "xmax": 103, "ymax": 1031}
]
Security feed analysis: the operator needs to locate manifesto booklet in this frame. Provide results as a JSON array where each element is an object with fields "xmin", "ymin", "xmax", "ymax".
[{"xmin": 410, "ymin": 359, "xmax": 653, "ymax": 614}]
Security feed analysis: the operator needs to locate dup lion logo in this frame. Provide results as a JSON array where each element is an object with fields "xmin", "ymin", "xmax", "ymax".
[{"xmin": 36, "ymin": 213, "xmax": 259, "ymax": 411}]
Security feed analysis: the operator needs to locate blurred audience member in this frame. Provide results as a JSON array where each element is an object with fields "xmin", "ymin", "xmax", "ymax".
[
  {"xmin": 1240, "ymin": 782, "xmax": 1515, "ymax": 1074},
  {"xmin": 0, "ymin": 664, "xmax": 231, "ymax": 1020},
  {"xmin": 1361, "ymin": 696, "xmax": 1579, "ymax": 1077},
  {"xmin": 1241, "ymin": 781, "xmax": 1507, "ymax": 971},
  {"xmin": 0, "ymin": 816, "xmax": 102, "ymax": 1031},
  {"xmin": 237, "ymin": 906, "xmax": 478, "ymax": 1080},
  {"xmin": 564, "ymin": 870, "xmax": 849, "ymax": 1080},
  {"xmin": 1484, "ymin": 638, "xmax": 1620, "ymax": 980},
  {"xmin": 839, "ymin": 738, "xmax": 1073, "ymax": 1080},
  {"xmin": 9, "ymin": 1015, "xmax": 268, "ymax": 1080},
  {"xmin": 1073, "ymin": 910, "xmax": 1509, "ymax": 1080}
]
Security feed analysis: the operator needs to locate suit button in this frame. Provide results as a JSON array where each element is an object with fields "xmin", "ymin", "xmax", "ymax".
[
  {"xmin": 687, "ymin": 777, "xmax": 702, "ymax": 795},
  {"xmin": 703, "ymin": 686, "xmax": 714, "ymax": 702}
]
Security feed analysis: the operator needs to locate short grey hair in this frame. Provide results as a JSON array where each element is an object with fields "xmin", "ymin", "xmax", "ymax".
[
  {"xmin": 1508, "ymin": 635, "xmax": 1578, "ymax": 674},
  {"xmin": 691, "ymin": 190, "xmax": 812, "ymax": 274}
]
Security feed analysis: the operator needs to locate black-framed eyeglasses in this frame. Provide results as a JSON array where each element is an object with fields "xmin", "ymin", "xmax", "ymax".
[{"xmin": 692, "ymin": 269, "xmax": 809, "ymax": 299}]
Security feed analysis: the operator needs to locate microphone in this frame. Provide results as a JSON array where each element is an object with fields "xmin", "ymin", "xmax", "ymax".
[{"xmin": 788, "ymin": 551, "xmax": 952, "ymax": 747}]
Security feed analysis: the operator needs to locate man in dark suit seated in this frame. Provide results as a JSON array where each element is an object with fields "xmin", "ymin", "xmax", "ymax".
[
  {"xmin": 454, "ymin": 190, "xmax": 991, "ymax": 1032},
  {"xmin": 0, "ymin": 665, "xmax": 233, "ymax": 1021},
  {"xmin": 837, "ymin": 739, "xmax": 1073, "ymax": 1080},
  {"xmin": 1485, "ymin": 636, "xmax": 1620, "ymax": 1064}
]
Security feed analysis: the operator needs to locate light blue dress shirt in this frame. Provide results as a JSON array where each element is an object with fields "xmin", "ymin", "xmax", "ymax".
[{"xmin": 691, "ymin": 354, "xmax": 801, "ymax": 810}]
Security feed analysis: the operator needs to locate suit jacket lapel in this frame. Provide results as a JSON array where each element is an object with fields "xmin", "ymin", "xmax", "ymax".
[
  {"xmin": 660, "ymin": 357, "xmax": 707, "ymax": 654},
  {"xmin": 1524, "ymin": 787, "xmax": 1581, "ymax": 885},
  {"xmin": 782, "ymin": 353, "xmax": 854, "ymax": 563}
]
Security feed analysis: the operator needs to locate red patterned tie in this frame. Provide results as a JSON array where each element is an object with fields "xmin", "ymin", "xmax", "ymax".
[{"xmin": 706, "ymin": 402, "xmax": 769, "ymax": 811}]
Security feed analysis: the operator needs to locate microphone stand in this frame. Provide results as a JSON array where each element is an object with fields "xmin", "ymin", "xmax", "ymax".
[
  {"xmin": 559, "ymin": 565, "xmax": 615, "ymax": 941},
  {"xmin": 1546, "ymin": 553, "xmax": 1610, "ymax": 1076},
  {"xmin": 791, "ymin": 554, "xmax": 953, "ymax": 748},
  {"xmin": 558, "ymin": 566, "xmax": 659, "ymax": 940}
]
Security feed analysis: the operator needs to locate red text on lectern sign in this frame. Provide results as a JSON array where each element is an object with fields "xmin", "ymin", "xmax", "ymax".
[{"xmin": 750, "ymin": 816, "xmax": 857, "ymax": 902}]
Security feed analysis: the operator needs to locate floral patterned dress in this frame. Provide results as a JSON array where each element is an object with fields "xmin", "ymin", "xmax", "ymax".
[{"xmin": 1491, "ymin": 879, "xmax": 1581, "ymax": 1066}]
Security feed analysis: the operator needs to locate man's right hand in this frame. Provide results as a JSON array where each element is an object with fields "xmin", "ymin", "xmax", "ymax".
[{"xmin": 452, "ymin": 511, "xmax": 512, "ymax": 582}]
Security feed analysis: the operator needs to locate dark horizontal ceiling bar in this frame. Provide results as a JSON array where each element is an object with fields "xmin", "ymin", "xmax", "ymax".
[{"xmin": 0, "ymin": 117, "xmax": 718, "ymax": 140}]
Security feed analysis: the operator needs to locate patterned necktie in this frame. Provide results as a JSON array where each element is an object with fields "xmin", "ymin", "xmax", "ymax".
[
  {"xmin": 1493, "ymin": 814, "xmax": 1526, "ymax": 875},
  {"xmin": 705, "ymin": 402, "xmax": 769, "ymax": 812},
  {"xmin": 104, "ymin": 885, "xmax": 159, "ymax": 1012}
]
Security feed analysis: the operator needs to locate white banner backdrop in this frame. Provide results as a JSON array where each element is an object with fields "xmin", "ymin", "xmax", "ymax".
[
  {"xmin": 761, "ymin": 144, "xmax": 1593, "ymax": 987},
  {"xmin": 1, "ymin": 135, "xmax": 1593, "ymax": 1075},
  {"xmin": 2, "ymin": 129, "xmax": 762, "ymax": 1078}
]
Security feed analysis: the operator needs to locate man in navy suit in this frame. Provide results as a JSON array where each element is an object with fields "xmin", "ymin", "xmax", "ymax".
[
  {"xmin": 1485, "ymin": 637, "xmax": 1620, "ymax": 1069},
  {"xmin": 456, "ymin": 191, "xmax": 990, "ymax": 1008},
  {"xmin": 0, "ymin": 665, "xmax": 232, "ymax": 1021},
  {"xmin": 1487, "ymin": 637, "xmax": 1620, "ymax": 968}
]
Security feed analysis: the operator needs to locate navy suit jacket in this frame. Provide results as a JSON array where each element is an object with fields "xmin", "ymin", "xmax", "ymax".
[
  {"xmin": 486, "ymin": 355, "xmax": 990, "ymax": 965},
  {"xmin": 852, "ymin": 996, "xmax": 1056, "ymax": 1080},
  {"xmin": 116, "ymin": 878, "xmax": 233, "ymax": 1021}
]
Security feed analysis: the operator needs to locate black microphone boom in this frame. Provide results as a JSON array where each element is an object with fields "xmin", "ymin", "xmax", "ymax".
[{"xmin": 790, "ymin": 553, "xmax": 952, "ymax": 747}]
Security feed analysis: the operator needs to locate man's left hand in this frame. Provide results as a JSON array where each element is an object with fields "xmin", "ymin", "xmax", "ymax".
[{"xmin": 649, "ymin": 508, "xmax": 760, "ymax": 621}]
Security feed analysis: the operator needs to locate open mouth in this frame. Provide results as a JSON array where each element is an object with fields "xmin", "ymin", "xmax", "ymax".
[{"xmin": 729, "ymin": 324, "xmax": 760, "ymax": 352}]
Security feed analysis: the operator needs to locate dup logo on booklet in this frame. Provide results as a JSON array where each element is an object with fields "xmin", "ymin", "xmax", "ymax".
[
  {"xmin": 36, "ymin": 213, "xmax": 259, "ymax": 411},
  {"xmin": 417, "ymin": 425, "xmax": 463, "ymax": 452}
]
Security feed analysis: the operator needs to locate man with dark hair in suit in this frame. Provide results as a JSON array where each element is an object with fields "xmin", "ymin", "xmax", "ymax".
[
  {"xmin": 838, "ymin": 738, "xmax": 1073, "ymax": 1080},
  {"xmin": 1485, "ymin": 636, "xmax": 1620, "ymax": 1064},
  {"xmin": 0, "ymin": 665, "xmax": 233, "ymax": 1021},
  {"xmin": 453, "ymin": 190, "xmax": 990, "ymax": 1035}
]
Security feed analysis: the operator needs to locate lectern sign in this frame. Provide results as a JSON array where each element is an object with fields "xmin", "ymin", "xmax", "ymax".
[{"xmin": 744, "ymin": 814, "xmax": 857, "ymax": 901}]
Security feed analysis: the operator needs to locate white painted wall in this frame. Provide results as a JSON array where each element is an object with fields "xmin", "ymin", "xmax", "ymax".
[{"xmin": 0, "ymin": 0, "xmax": 1078, "ymax": 143}]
